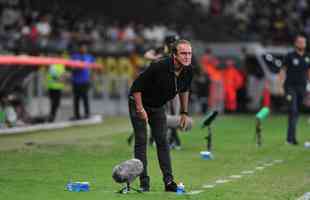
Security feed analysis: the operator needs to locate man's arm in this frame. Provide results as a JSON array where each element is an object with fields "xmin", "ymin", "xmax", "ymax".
[
  {"xmin": 132, "ymin": 92, "xmax": 148, "ymax": 122},
  {"xmin": 178, "ymin": 91, "xmax": 190, "ymax": 130},
  {"xmin": 130, "ymin": 63, "xmax": 159, "ymax": 122},
  {"xmin": 279, "ymin": 67, "xmax": 286, "ymax": 83},
  {"xmin": 179, "ymin": 91, "xmax": 189, "ymax": 114},
  {"xmin": 130, "ymin": 62, "xmax": 158, "ymax": 93}
]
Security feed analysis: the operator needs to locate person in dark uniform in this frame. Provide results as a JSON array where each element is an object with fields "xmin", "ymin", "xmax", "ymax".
[
  {"xmin": 128, "ymin": 39, "xmax": 193, "ymax": 192},
  {"xmin": 281, "ymin": 35, "xmax": 310, "ymax": 145}
]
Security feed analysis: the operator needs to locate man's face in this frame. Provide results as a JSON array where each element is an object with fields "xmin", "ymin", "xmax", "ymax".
[
  {"xmin": 174, "ymin": 43, "xmax": 192, "ymax": 66},
  {"xmin": 295, "ymin": 36, "xmax": 307, "ymax": 51}
]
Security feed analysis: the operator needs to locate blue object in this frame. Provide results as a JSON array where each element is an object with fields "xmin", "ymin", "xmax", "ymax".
[
  {"xmin": 71, "ymin": 53, "xmax": 95, "ymax": 84},
  {"xmin": 176, "ymin": 183, "xmax": 185, "ymax": 194},
  {"xmin": 200, "ymin": 151, "xmax": 213, "ymax": 160},
  {"xmin": 66, "ymin": 181, "xmax": 90, "ymax": 192}
]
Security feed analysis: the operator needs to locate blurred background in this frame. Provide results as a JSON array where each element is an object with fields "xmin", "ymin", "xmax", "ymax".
[{"xmin": 1, "ymin": 0, "xmax": 310, "ymax": 127}]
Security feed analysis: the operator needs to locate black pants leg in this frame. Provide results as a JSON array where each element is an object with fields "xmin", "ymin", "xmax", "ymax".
[
  {"xmin": 169, "ymin": 128, "xmax": 181, "ymax": 146},
  {"xmin": 48, "ymin": 89, "xmax": 62, "ymax": 122},
  {"xmin": 286, "ymin": 86, "xmax": 304, "ymax": 143},
  {"xmin": 80, "ymin": 83, "xmax": 90, "ymax": 118},
  {"xmin": 148, "ymin": 107, "xmax": 173, "ymax": 184},
  {"xmin": 129, "ymin": 99, "xmax": 174, "ymax": 187},
  {"xmin": 129, "ymin": 99, "xmax": 149, "ymax": 187},
  {"xmin": 73, "ymin": 85, "xmax": 80, "ymax": 119},
  {"xmin": 73, "ymin": 83, "xmax": 90, "ymax": 119}
]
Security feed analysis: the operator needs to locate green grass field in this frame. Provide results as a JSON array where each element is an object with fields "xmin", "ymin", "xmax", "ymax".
[{"xmin": 0, "ymin": 114, "xmax": 309, "ymax": 200}]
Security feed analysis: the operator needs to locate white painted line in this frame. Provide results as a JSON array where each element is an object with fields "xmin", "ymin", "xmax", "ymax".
[
  {"xmin": 0, "ymin": 115, "xmax": 103, "ymax": 135},
  {"xmin": 202, "ymin": 184, "xmax": 215, "ymax": 189},
  {"xmin": 273, "ymin": 159, "xmax": 284, "ymax": 163},
  {"xmin": 241, "ymin": 170, "xmax": 254, "ymax": 174},
  {"xmin": 296, "ymin": 192, "xmax": 310, "ymax": 200},
  {"xmin": 263, "ymin": 163, "xmax": 274, "ymax": 167},
  {"xmin": 187, "ymin": 190, "xmax": 204, "ymax": 195},
  {"xmin": 229, "ymin": 175, "xmax": 242, "ymax": 179},
  {"xmin": 215, "ymin": 179, "xmax": 230, "ymax": 184},
  {"xmin": 255, "ymin": 166, "xmax": 265, "ymax": 170}
]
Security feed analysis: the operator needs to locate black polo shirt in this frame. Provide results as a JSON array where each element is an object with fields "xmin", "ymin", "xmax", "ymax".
[
  {"xmin": 130, "ymin": 56, "xmax": 193, "ymax": 108},
  {"xmin": 283, "ymin": 51, "xmax": 310, "ymax": 87}
]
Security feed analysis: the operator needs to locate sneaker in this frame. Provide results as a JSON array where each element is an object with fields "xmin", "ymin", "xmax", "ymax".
[
  {"xmin": 175, "ymin": 145, "xmax": 182, "ymax": 150},
  {"xmin": 292, "ymin": 140, "xmax": 299, "ymax": 145},
  {"xmin": 140, "ymin": 177, "xmax": 150, "ymax": 192},
  {"xmin": 139, "ymin": 186, "xmax": 150, "ymax": 192},
  {"xmin": 286, "ymin": 140, "xmax": 299, "ymax": 146},
  {"xmin": 69, "ymin": 116, "xmax": 80, "ymax": 121},
  {"xmin": 165, "ymin": 181, "xmax": 178, "ymax": 192}
]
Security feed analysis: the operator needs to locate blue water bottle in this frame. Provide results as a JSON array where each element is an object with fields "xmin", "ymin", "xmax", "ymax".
[
  {"xmin": 66, "ymin": 181, "xmax": 74, "ymax": 192},
  {"xmin": 66, "ymin": 181, "xmax": 89, "ymax": 192},
  {"xmin": 176, "ymin": 182, "xmax": 185, "ymax": 194}
]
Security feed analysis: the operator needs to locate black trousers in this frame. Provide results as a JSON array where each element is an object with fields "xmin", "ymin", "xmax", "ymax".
[
  {"xmin": 128, "ymin": 98, "xmax": 173, "ymax": 187},
  {"xmin": 169, "ymin": 128, "xmax": 181, "ymax": 146},
  {"xmin": 73, "ymin": 83, "xmax": 90, "ymax": 119},
  {"xmin": 48, "ymin": 89, "xmax": 62, "ymax": 122},
  {"xmin": 285, "ymin": 85, "xmax": 305, "ymax": 143}
]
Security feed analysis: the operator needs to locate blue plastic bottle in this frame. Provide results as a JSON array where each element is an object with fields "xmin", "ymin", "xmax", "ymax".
[
  {"xmin": 66, "ymin": 181, "xmax": 89, "ymax": 192},
  {"xmin": 176, "ymin": 182, "xmax": 185, "ymax": 194}
]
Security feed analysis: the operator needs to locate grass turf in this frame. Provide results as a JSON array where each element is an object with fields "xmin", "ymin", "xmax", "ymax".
[{"xmin": 0, "ymin": 114, "xmax": 309, "ymax": 200}]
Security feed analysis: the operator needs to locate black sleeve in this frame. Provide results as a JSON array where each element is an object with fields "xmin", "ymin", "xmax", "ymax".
[
  {"xmin": 131, "ymin": 62, "xmax": 158, "ymax": 93},
  {"xmin": 180, "ymin": 68, "xmax": 193, "ymax": 93},
  {"xmin": 282, "ymin": 53, "xmax": 290, "ymax": 68},
  {"xmin": 307, "ymin": 54, "xmax": 310, "ymax": 69}
]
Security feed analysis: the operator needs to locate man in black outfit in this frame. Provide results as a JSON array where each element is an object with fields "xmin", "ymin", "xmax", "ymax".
[
  {"xmin": 281, "ymin": 35, "xmax": 310, "ymax": 145},
  {"xmin": 128, "ymin": 40, "xmax": 193, "ymax": 192}
]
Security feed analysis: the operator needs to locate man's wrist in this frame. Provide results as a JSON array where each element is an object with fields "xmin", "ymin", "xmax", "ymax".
[
  {"xmin": 180, "ymin": 111, "xmax": 189, "ymax": 116},
  {"xmin": 136, "ymin": 106, "xmax": 145, "ymax": 113}
]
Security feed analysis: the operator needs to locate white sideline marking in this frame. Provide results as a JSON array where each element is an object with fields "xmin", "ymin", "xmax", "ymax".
[
  {"xmin": 230, "ymin": 175, "xmax": 242, "ymax": 179},
  {"xmin": 202, "ymin": 184, "xmax": 215, "ymax": 189},
  {"xmin": 187, "ymin": 190, "xmax": 204, "ymax": 195},
  {"xmin": 215, "ymin": 179, "xmax": 230, "ymax": 184},
  {"xmin": 296, "ymin": 192, "xmax": 310, "ymax": 200},
  {"xmin": 0, "ymin": 115, "xmax": 103, "ymax": 135},
  {"xmin": 198, "ymin": 159, "xmax": 284, "ymax": 195},
  {"xmin": 263, "ymin": 163, "xmax": 274, "ymax": 167},
  {"xmin": 241, "ymin": 170, "xmax": 254, "ymax": 174}
]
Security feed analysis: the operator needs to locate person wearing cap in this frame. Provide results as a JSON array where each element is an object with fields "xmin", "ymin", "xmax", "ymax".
[
  {"xmin": 128, "ymin": 39, "xmax": 193, "ymax": 192},
  {"xmin": 280, "ymin": 34, "xmax": 310, "ymax": 145}
]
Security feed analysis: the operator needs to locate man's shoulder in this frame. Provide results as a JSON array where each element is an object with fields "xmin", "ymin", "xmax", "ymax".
[
  {"xmin": 286, "ymin": 51, "xmax": 295, "ymax": 57},
  {"xmin": 149, "ymin": 56, "xmax": 171, "ymax": 69},
  {"xmin": 152, "ymin": 56, "xmax": 171, "ymax": 65}
]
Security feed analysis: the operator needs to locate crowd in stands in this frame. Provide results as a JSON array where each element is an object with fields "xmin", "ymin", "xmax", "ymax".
[
  {"xmin": 1, "ymin": 0, "xmax": 309, "ymax": 54},
  {"xmin": 0, "ymin": 0, "xmax": 194, "ymax": 54},
  {"xmin": 195, "ymin": 0, "xmax": 310, "ymax": 44}
]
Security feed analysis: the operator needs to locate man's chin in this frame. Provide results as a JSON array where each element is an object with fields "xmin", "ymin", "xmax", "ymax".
[{"xmin": 183, "ymin": 63, "xmax": 191, "ymax": 66}]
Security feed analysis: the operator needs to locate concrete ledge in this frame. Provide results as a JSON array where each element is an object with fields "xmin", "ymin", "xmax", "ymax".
[{"xmin": 0, "ymin": 115, "xmax": 103, "ymax": 135}]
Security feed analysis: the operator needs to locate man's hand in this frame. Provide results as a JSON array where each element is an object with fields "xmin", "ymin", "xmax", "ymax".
[
  {"xmin": 179, "ymin": 114, "xmax": 189, "ymax": 130},
  {"xmin": 137, "ymin": 107, "xmax": 148, "ymax": 122}
]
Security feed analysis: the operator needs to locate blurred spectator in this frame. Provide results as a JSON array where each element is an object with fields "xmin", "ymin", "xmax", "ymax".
[
  {"xmin": 204, "ymin": 57, "xmax": 224, "ymax": 113},
  {"xmin": 70, "ymin": 44, "xmax": 94, "ymax": 120},
  {"xmin": 223, "ymin": 59, "xmax": 244, "ymax": 112},
  {"xmin": 46, "ymin": 63, "xmax": 66, "ymax": 122}
]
